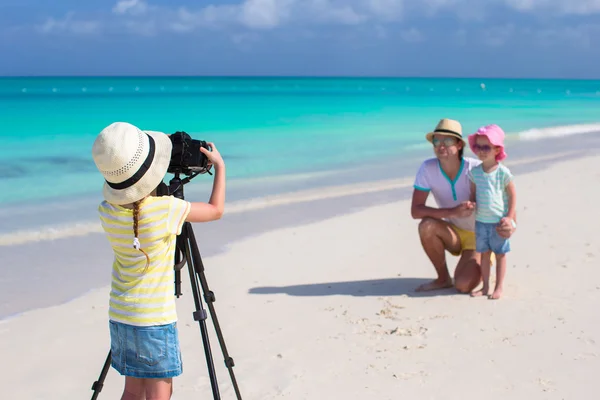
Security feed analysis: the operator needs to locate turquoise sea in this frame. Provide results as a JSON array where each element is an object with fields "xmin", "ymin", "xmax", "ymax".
[{"xmin": 1, "ymin": 76, "xmax": 600, "ymax": 236}]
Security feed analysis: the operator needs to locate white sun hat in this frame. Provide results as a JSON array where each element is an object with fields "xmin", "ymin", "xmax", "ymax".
[{"xmin": 92, "ymin": 122, "xmax": 172, "ymax": 205}]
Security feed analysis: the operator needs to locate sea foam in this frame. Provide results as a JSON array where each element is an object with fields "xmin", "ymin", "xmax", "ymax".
[
  {"xmin": 518, "ymin": 123, "xmax": 600, "ymax": 141},
  {"xmin": 0, "ymin": 177, "xmax": 415, "ymax": 246}
]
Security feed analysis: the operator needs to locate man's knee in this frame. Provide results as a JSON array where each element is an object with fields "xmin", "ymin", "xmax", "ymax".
[
  {"xmin": 454, "ymin": 278, "xmax": 476, "ymax": 294},
  {"xmin": 454, "ymin": 261, "xmax": 481, "ymax": 293},
  {"xmin": 418, "ymin": 217, "xmax": 440, "ymax": 238}
]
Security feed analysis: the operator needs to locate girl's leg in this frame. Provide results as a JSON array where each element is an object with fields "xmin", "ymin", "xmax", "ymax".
[
  {"xmin": 145, "ymin": 378, "xmax": 173, "ymax": 400},
  {"xmin": 490, "ymin": 253, "xmax": 506, "ymax": 300},
  {"xmin": 121, "ymin": 377, "xmax": 145, "ymax": 400},
  {"xmin": 470, "ymin": 251, "xmax": 492, "ymax": 297}
]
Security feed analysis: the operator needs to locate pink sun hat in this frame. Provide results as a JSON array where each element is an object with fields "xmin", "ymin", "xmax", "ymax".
[{"xmin": 468, "ymin": 124, "xmax": 507, "ymax": 161}]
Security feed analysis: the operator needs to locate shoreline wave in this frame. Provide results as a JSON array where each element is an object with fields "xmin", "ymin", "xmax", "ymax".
[
  {"xmin": 517, "ymin": 122, "xmax": 600, "ymax": 140},
  {"xmin": 0, "ymin": 148, "xmax": 590, "ymax": 247},
  {"xmin": 0, "ymin": 177, "xmax": 415, "ymax": 246}
]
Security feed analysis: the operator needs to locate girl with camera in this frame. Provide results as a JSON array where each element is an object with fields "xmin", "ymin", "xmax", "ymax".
[{"xmin": 92, "ymin": 122, "xmax": 226, "ymax": 400}]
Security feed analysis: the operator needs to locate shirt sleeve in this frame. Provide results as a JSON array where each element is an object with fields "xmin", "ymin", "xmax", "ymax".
[
  {"xmin": 502, "ymin": 165, "xmax": 514, "ymax": 187},
  {"xmin": 468, "ymin": 168, "xmax": 475, "ymax": 183},
  {"xmin": 167, "ymin": 196, "xmax": 192, "ymax": 235},
  {"xmin": 413, "ymin": 162, "xmax": 431, "ymax": 192}
]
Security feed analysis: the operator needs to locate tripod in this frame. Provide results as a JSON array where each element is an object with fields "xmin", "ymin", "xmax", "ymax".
[{"xmin": 90, "ymin": 172, "xmax": 242, "ymax": 400}]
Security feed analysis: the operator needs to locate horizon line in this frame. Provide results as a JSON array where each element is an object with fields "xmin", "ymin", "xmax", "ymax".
[{"xmin": 1, "ymin": 74, "xmax": 600, "ymax": 81}]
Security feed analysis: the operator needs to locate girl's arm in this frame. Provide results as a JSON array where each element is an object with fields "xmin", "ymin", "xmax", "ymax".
[
  {"xmin": 497, "ymin": 172, "xmax": 517, "ymax": 238},
  {"xmin": 469, "ymin": 181, "xmax": 476, "ymax": 203},
  {"xmin": 186, "ymin": 143, "xmax": 226, "ymax": 223},
  {"xmin": 505, "ymin": 181, "xmax": 517, "ymax": 223}
]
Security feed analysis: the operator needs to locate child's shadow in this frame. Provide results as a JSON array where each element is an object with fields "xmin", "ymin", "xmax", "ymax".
[{"xmin": 248, "ymin": 277, "xmax": 458, "ymax": 298}]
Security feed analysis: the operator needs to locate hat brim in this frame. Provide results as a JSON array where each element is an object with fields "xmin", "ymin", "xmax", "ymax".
[
  {"xmin": 425, "ymin": 131, "xmax": 465, "ymax": 143},
  {"xmin": 102, "ymin": 130, "xmax": 173, "ymax": 205}
]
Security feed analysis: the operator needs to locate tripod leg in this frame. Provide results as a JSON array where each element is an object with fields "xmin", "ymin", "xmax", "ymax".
[
  {"xmin": 90, "ymin": 351, "xmax": 111, "ymax": 400},
  {"xmin": 174, "ymin": 235, "xmax": 184, "ymax": 297},
  {"xmin": 181, "ymin": 223, "xmax": 221, "ymax": 400},
  {"xmin": 184, "ymin": 223, "xmax": 243, "ymax": 400}
]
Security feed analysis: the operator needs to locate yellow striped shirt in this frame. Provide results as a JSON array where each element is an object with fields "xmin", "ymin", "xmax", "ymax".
[{"xmin": 98, "ymin": 196, "xmax": 191, "ymax": 326}]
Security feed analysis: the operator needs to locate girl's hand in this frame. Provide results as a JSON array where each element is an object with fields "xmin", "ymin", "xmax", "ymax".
[
  {"xmin": 496, "ymin": 217, "xmax": 516, "ymax": 238},
  {"xmin": 200, "ymin": 142, "xmax": 224, "ymax": 168}
]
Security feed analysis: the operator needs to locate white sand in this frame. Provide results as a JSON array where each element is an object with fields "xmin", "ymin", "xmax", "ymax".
[{"xmin": 2, "ymin": 154, "xmax": 599, "ymax": 400}]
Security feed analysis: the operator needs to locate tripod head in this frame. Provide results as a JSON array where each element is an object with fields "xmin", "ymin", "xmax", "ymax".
[
  {"xmin": 155, "ymin": 173, "xmax": 195, "ymax": 279},
  {"xmin": 156, "ymin": 169, "xmax": 208, "ymax": 201}
]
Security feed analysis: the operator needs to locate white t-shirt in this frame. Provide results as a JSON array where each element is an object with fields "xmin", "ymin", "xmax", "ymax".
[{"xmin": 413, "ymin": 156, "xmax": 481, "ymax": 232}]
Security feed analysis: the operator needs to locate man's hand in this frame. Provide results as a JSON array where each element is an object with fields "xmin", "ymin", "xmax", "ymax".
[
  {"xmin": 496, "ymin": 217, "xmax": 516, "ymax": 239},
  {"xmin": 451, "ymin": 201, "xmax": 475, "ymax": 218}
]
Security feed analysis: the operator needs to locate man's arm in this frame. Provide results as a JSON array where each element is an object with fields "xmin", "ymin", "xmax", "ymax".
[
  {"xmin": 411, "ymin": 189, "xmax": 456, "ymax": 220},
  {"xmin": 469, "ymin": 181, "xmax": 476, "ymax": 203}
]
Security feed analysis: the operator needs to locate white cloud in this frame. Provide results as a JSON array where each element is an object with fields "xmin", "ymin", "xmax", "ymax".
[
  {"xmin": 367, "ymin": 0, "xmax": 404, "ymax": 20},
  {"xmin": 305, "ymin": 1, "xmax": 366, "ymax": 25},
  {"xmin": 420, "ymin": 0, "xmax": 460, "ymax": 13},
  {"xmin": 239, "ymin": 0, "xmax": 291, "ymax": 29},
  {"xmin": 112, "ymin": 0, "xmax": 149, "ymax": 16},
  {"xmin": 33, "ymin": 0, "xmax": 600, "ymax": 41},
  {"xmin": 408, "ymin": 0, "xmax": 600, "ymax": 17},
  {"xmin": 107, "ymin": 0, "xmax": 373, "ymax": 34},
  {"xmin": 179, "ymin": 0, "xmax": 368, "ymax": 29},
  {"xmin": 564, "ymin": 1, "xmax": 600, "ymax": 14},
  {"xmin": 503, "ymin": 0, "xmax": 600, "ymax": 14},
  {"xmin": 38, "ymin": 12, "xmax": 101, "ymax": 35},
  {"xmin": 182, "ymin": 5, "xmax": 238, "ymax": 28}
]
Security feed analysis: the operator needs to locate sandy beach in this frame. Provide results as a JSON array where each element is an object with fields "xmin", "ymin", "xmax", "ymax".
[{"xmin": 2, "ymin": 149, "xmax": 599, "ymax": 400}]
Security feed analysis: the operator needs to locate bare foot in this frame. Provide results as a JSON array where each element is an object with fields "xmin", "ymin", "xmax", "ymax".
[
  {"xmin": 470, "ymin": 287, "xmax": 489, "ymax": 297},
  {"xmin": 489, "ymin": 287, "xmax": 503, "ymax": 300},
  {"xmin": 415, "ymin": 278, "xmax": 453, "ymax": 292}
]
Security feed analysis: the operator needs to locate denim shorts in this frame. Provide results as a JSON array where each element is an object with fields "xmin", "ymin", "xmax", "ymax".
[
  {"xmin": 475, "ymin": 221, "xmax": 511, "ymax": 254},
  {"xmin": 109, "ymin": 320, "xmax": 183, "ymax": 379}
]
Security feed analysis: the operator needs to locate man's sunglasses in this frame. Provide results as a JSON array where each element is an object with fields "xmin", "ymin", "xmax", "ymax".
[{"xmin": 432, "ymin": 137, "xmax": 458, "ymax": 147}]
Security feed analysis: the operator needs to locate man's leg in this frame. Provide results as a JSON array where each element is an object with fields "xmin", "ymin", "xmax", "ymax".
[
  {"xmin": 415, "ymin": 217, "xmax": 462, "ymax": 292},
  {"xmin": 454, "ymin": 250, "xmax": 482, "ymax": 294}
]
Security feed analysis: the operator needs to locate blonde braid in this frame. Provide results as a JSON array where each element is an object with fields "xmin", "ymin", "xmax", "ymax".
[{"xmin": 132, "ymin": 200, "xmax": 150, "ymax": 273}]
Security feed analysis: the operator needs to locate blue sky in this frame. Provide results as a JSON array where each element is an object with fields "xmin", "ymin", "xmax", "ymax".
[{"xmin": 1, "ymin": 0, "xmax": 599, "ymax": 78}]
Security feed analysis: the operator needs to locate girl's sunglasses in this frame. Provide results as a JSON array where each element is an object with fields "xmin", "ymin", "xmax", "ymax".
[
  {"xmin": 432, "ymin": 137, "xmax": 458, "ymax": 147},
  {"xmin": 472, "ymin": 144, "xmax": 493, "ymax": 152}
]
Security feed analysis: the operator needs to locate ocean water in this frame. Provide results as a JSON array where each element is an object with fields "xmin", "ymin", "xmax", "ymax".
[
  {"xmin": 3, "ymin": 76, "xmax": 600, "ymax": 320},
  {"xmin": 1, "ymin": 76, "xmax": 600, "ymax": 236}
]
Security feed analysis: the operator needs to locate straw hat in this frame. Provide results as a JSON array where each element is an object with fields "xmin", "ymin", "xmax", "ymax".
[
  {"xmin": 425, "ymin": 118, "xmax": 465, "ymax": 143},
  {"xmin": 92, "ymin": 122, "xmax": 173, "ymax": 205}
]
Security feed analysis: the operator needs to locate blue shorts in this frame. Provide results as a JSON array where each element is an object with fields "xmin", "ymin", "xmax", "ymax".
[
  {"xmin": 109, "ymin": 321, "xmax": 183, "ymax": 379},
  {"xmin": 475, "ymin": 221, "xmax": 511, "ymax": 254}
]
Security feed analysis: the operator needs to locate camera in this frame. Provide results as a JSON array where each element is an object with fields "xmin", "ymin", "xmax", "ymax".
[
  {"xmin": 156, "ymin": 131, "xmax": 212, "ymax": 197},
  {"xmin": 167, "ymin": 131, "xmax": 212, "ymax": 175}
]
